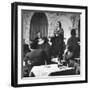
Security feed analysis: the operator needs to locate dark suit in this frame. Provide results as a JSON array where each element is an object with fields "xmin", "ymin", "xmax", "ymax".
[
  {"xmin": 23, "ymin": 49, "xmax": 45, "ymax": 76},
  {"xmin": 51, "ymin": 34, "xmax": 64, "ymax": 59},
  {"xmin": 67, "ymin": 36, "xmax": 80, "ymax": 58}
]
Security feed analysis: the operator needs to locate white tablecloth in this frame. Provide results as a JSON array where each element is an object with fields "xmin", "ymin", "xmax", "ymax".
[{"xmin": 30, "ymin": 64, "xmax": 74, "ymax": 77}]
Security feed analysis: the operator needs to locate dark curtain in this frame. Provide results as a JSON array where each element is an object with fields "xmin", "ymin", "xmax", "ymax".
[{"xmin": 30, "ymin": 13, "xmax": 48, "ymax": 40}]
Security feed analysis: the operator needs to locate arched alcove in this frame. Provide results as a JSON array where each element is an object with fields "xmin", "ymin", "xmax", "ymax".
[{"xmin": 30, "ymin": 12, "xmax": 48, "ymax": 40}]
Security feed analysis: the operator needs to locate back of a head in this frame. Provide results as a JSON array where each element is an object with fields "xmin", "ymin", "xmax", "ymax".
[{"xmin": 30, "ymin": 41, "xmax": 37, "ymax": 49}]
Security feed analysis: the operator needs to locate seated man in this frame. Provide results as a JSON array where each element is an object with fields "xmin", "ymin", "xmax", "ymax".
[
  {"xmin": 64, "ymin": 29, "xmax": 80, "ymax": 74},
  {"xmin": 23, "ymin": 42, "xmax": 46, "ymax": 77},
  {"xmin": 23, "ymin": 37, "xmax": 52, "ymax": 77},
  {"xmin": 67, "ymin": 29, "xmax": 80, "ymax": 59},
  {"xmin": 34, "ymin": 32, "xmax": 52, "ymax": 64}
]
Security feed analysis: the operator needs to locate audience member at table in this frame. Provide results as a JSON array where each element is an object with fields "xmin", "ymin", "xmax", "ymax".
[
  {"xmin": 67, "ymin": 29, "xmax": 80, "ymax": 59},
  {"xmin": 64, "ymin": 29, "xmax": 80, "ymax": 74}
]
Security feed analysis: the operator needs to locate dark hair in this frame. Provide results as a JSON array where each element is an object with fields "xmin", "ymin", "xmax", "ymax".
[
  {"xmin": 30, "ymin": 40, "xmax": 38, "ymax": 49},
  {"xmin": 57, "ymin": 21, "xmax": 62, "ymax": 28},
  {"xmin": 71, "ymin": 29, "xmax": 76, "ymax": 36}
]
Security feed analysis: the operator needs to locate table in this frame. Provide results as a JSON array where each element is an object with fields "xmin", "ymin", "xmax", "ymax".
[{"xmin": 30, "ymin": 64, "xmax": 75, "ymax": 77}]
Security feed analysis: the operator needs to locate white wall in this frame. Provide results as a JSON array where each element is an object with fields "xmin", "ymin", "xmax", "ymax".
[
  {"xmin": 22, "ymin": 11, "xmax": 80, "ymax": 44},
  {"xmin": 0, "ymin": 0, "xmax": 89, "ymax": 90}
]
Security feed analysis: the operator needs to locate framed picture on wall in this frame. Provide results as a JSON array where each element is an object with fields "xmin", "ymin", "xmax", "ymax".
[{"xmin": 11, "ymin": 2, "xmax": 88, "ymax": 87}]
